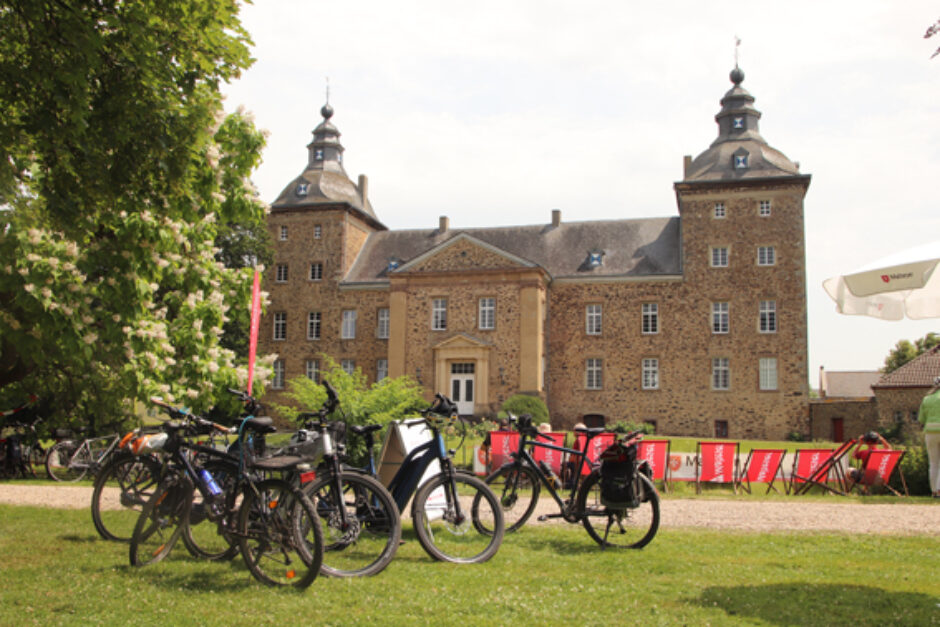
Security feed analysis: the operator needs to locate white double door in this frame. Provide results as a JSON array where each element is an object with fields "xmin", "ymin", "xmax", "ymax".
[{"xmin": 449, "ymin": 362, "xmax": 475, "ymax": 415}]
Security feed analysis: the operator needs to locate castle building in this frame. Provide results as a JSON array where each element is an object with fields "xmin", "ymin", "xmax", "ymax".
[{"xmin": 259, "ymin": 67, "xmax": 812, "ymax": 439}]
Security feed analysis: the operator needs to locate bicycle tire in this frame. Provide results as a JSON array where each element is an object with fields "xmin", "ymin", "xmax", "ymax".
[
  {"xmin": 91, "ymin": 452, "xmax": 162, "ymax": 542},
  {"xmin": 181, "ymin": 460, "xmax": 240, "ymax": 562},
  {"xmin": 303, "ymin": 471, "xmax": 401, "ymax": 577},
  {"xmin": 576, "ymin": 469, "xmax": 660, "ymax": 549},
  {"xmin": 412, "ymin": 472, "xmax": 504, "ymax": 564},
  {"xmin": 238, "ymin": 478, "xmax": 323, "ymax": 589},
  {"xmin": 129, "ymin": 475, "xmax": 192, "ymax": 566},
  {"xmin": 45, "ymin": 441, "xmax": 90, "ymax": 482},
  {"xmin": 483, "ymin": 463, "xmax": 541, "ymax": 533}
]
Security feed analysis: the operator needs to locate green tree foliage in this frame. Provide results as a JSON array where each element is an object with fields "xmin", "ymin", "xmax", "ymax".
[
  {"xmin": 500, "ymin": 394, "xmax": 549, "ymax": 424},
  {"xmin": 0, "ymin": 0, "xmax": 268, "ymax": 428},
  {"xmin": 275, "ymin": 357, "xmax": 427, "ymax": 464},
  {"xmin": 883, "ymin": 332, "xmax": 940, "ymax": 373}
]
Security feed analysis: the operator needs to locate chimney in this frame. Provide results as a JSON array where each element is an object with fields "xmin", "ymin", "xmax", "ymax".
[
  {"xmin": 683, "ymin": 155, "xmax": 692, "ymax": 178},
  {"xmin": 439, "ymin": 215, "xmax": 449, "ymax": 232},
  {"xmin": 551, "ymin": 209, "xmax": 561, "ymax": 227},
  {"xmin": 358, "ymin": 174, "xmax": 369, "ymax": 206}
]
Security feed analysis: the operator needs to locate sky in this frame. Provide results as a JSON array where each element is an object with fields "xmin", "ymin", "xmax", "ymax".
[{"xmin": 223, "ymin": 0, "xmax": 940, "ymax": 386}]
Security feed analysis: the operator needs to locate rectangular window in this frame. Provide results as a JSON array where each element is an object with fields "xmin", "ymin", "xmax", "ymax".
[
  {"xmin": 714, "ymin": 420, "xmax": 729, "ymax": 438},
  {"xmin": 273, "ymin": 312, "xmax": 287, "ymax": 341},
  {"xmin": 759, "ymin": 357, "xmax": 778, "ymax": 391},
  {"xmin": 307, "ymin": 312, "xmax": 321, "ymax": 340},
  {"xmin": 305, "ymin": 359, "xmax": 319, "ymax": 383},
  {"xmin": 376, "ymin": 359, "xmax": 388, "ymax": 382},
  {"xmin": 309, "ymin": 262, "xmax": 323, "ymax": 281},
  {"xmin": 712, "ymin": 358, "xmax": 730, "ymax": 390},
  {"xmin": 478, "ymin": 297, "xmax": 495, "ymax": 330},
  {"xmin": 279, "ymin": 225, "xmax": 288, "ymax": 241},
  {"xmin": 341, "ymin": 310, "xmax": 357, "ymax": 339},
  {"xmin": 314, "ymin": 225, "xmax": 322, "ymax": 239},
  {"xmin": 759, "ymin": 300, "xmax": 777, "ymax": 333},
  {"xmin": 275, "ymin": 264, "xmax": 288, "ymax": 283},
  {"xmin": 432, "ymin": 298, "xmax": 447, "ymax": 331},
  {"xmin": 759, "ymin": 200, "xmax": 772, "ymax": 216},
  {"xmin": 642, "ymin": 358, "xmax": 659, "ymax": 390},
  {"xmin": 586, "ymin": 304, "xmax": 602, "ymax": 335},
  {"xmin": 757, "ymin": 246, "xmax": 776, "ymax": 266},
  {"xmin": 713, "ymin": 202, "xmax": 726, "ymax": 219},
  {"xmin": 341, "ymin": 359, "xmax": 355, "ymax": 375},
  {"xmin": 642, "ymin": 303, "xmax": 659, "ymax": 335},
  {"xmin": 377, "ymin": 308, "xmax": 390, "ymax": 339},
  {"xmin": 712, "ymin": 302, "xmax": 729, "ymax": 334},
  {"xmin": 710, "ymin": 247, "xmax": 729, "ymax": 267},
  {"xmin": 272, "ymin": 360, "xmax": 285, "ymax": 389},
  {"xmin": 586, "ymin": 358, "xmax": 603, "ymax": 390}
]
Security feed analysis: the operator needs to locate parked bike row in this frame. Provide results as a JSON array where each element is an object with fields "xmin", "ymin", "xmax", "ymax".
[{"xmin": 1, "ymin": 385, "xmax": 659, "ymax": 590}]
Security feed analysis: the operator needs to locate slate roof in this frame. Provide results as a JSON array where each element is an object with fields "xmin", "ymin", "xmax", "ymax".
[
  {"xmin": 819, "ymin": 370, "xmax": 880, "ymax": 398},
  {"xmin": 874, "ymin": 345, "xmax": 940, "ymax": 389},
  {"xmin": 343, "ymin": 216, "xmax": 681, "ymax": 284}
]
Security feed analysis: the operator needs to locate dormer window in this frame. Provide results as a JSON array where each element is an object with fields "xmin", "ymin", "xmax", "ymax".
[
  {"xmin": 314, "ymin": 149, "xmax": 324, "ymax": 160},
  {"xmin": 387, "ymin": 258, "xmax": 401, "ymax": 272},
  {"xmin": 732, "ymin": 116, "xmax": 744, "ymax": 129},
  {"xmin": 296, "ymin": 182, "xmax": 309, "ymax": 197},
  {"xmin": 587, "ymin": 250, "xmax": 604, "ymax": 268},
  {"xmin": 732, "ymin": 148, "xmax": 750, "ymax": 170}
]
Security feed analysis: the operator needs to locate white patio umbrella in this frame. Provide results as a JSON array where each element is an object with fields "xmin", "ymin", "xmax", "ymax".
[{"xmin": 823, "ymin": 240, "xmax": 940, "ymax": 320}]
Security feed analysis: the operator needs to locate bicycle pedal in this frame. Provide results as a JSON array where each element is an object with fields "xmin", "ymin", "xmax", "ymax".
[{"xmin": 537, "ymin": 513, "xmax": 563, "ymax": 522}]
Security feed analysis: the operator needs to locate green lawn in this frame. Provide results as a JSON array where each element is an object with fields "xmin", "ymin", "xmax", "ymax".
[{"xmin": 1, "ymin": 504, "xmax": 937, "ymax": 626}]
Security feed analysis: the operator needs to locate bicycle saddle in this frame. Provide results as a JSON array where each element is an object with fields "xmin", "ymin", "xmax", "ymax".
[
  {"xmin": 350, "ymin": 424, "xmax": 383, "ymax": 436},
  {"xmin": 241, "ymin": 416, "xmax": 276, "ymax": 434}
]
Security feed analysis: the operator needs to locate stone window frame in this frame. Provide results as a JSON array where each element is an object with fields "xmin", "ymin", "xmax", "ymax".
[
  {"xmin": 305, "ymin": 359, "xmax": 319, "ymax": 382},
  {"xmin": 642, "ymin": 303, "xmax": 659, "ymax": 335},
  {"xmin": 279, "ymin": 225, "xmax": 288, "ymax": 241},
  {"xmin": 478, "ymin": 297, "xmax": 496, "ymax": 331},
  {"xmin": 341, "ymin": 310, "xmax": 357, "ymax": 340},
  {"xmin": 585, "ymin": 358, "xmax": 603, "ymax": 390},
  {"xmin": 642, "ymin": 358, "xmax": 659, "ymax": 390},
  {"xmin": 272, "ymin": 359, "xmax": 285, "ymax": 389},
  {"xmin": 431, "ymin": 298, "xmax": 448, "ymax": 331},
  {"xmin": 712, "ymin": 357, "xmax": 730, "ymax": 390},
  {"xmin": 376, "ymin": 359, "xmax": 388, "ymax": 382},
  {"xmin": 759, "ymin": 300, "xmax": 777, "ymax": 334},
  {"xmin": 585, "ymin": 304, "xmax": 602, "ymax": 336},
  {"xmin": 759, "ymin": 357, "xmax": 778, "ymax": 391},
  {"xmin": 376, "ymin": 308, "xmax": 390, "ymax": 339},
  {"xmin": 710, "ymin": 246, "xmax": 729, "ymax": 268},
  {"xmin": 309, "ymin": 262, "xmax": 323, "ymax": 281},
  {"xmin": 273, "ymin": 312, "xmax": 287, "ymax": 341},
  {"xmin": 713, "ymin": 202, "xmax": 727, "ymax": 219},
  {"xmin": 341, "ymin": 359, "xmax": 355, "ymax": 375},
  {"xmin": 757, "ymin": 246, "xmax": 776, "ymax": 266},
  {"xmin": 711, "ymin": 302, "xmax": 730, "ymax": 334},
  {"xmin": 307, "ymin": 312, "xmax": 321, "ymax": 341},
  {"xmin": 275, "ymin": 264, "xmax": 288, "ymax": 283},
  {"xmin": 759, "ymin": 200, "xmax": 772, "ymax": 217},
  {"xmin": 314, "ymin": 224, "xmax": 322, "ymax": 240}
]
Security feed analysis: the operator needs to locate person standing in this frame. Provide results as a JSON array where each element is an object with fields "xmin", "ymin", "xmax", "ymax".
[{"xmin": 917, "ymin": 376, "xmax": 940, "ymax": 497}]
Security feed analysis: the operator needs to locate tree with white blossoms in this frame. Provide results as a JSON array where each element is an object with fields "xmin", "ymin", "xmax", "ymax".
[{"xmin": 0, "ymin": 0, "xmax": 273, "ymax": 428}]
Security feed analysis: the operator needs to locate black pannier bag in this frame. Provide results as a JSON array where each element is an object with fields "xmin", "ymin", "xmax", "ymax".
[{"xmin": 598, "ymin": 441, "xmax": 639, "ymax": 509}]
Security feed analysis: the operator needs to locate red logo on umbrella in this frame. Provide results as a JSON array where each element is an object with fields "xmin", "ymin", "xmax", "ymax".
[{"xmin": 881, "ymin": 275, "xmax": 890, "ymax": 283}]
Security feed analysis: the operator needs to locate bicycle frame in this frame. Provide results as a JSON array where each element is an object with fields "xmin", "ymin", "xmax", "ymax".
[
  {"xmin": 385, "ymin": 431, "xmax": 448, "ymax": 512},
  {"xmin": 66, "ymin": 433, "xmax": 121, "ymax": 474}
]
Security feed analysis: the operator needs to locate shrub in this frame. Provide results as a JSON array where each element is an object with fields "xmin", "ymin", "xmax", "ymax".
[
  {"xmin": 892, "ymin": 445, "xmax": 930, "ymax": 496},
  {"xmin": 500, "ymin": 394, "xmax": 549, "ymax": 425},
  {"xmin": 786, "ymin": 431, "xmax": 808, "ymax": 443},
  {"xmin": 609, "ymin": 420, "xmax": 656, "ymax": 435}
]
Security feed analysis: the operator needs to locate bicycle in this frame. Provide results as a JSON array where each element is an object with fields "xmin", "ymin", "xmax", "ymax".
[
  {"xmin": 482, "ymin": 414, "xmax": 660, "ymax": 549},
  {"xmin": 368, "ymin": 393, "xmax": 504, "ymax": 564},
  {"xmin": 292, "ymin": 381, "xmax": 401, "ymax": 577},
  {"xmin": 0, "ymin": 398, "xmax": 47, "ymax": 478},
  {"xmin": 130, "ymin": 394, "xmax": 324, "ymax": 589},
  {"xmin": 45, "ymin": 426, "xmax": 125, "ymax": 482}
]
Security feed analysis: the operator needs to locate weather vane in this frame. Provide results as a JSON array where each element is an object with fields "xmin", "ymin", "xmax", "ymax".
[
  {"xmin": 734, "ymin": 36, "xmax": 741, "ymax": 67},
  {"xmin": 325, "ymin": 76, "xmax": 330, "ymax": 104}
]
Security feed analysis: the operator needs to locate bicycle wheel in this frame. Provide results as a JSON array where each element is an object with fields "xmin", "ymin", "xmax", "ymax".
[
  {"xmin": 91, "ymin": 452, "xmax": 162, "ymax": 542},
  {"xmin": 45, "ymin": 441, "xmax": 90, "ymax": 482},
  {"xmin": 303, "ymin": 471, "xmax": 401, "ymax": 577},
  {"xmin": 483, "ymin": 463, "xmax": 541, "ymax": 533},
  {"xmin": 181, "ymin": 460, "xmax": 240, "ymax": 561},
  {"xmin": 238, "ymin": 478, "xmax": 322, "ymax": 589},
  {"xmin": 130, "ymin": 475, "xmax": 192, "ymax": 566},
  {"xmin": 576, "ymin": 470, "xmax": 660, "ymax": 549},
  {"xmin": 412, "ymin": 472, "xmax": 504, "ymax": 564}
]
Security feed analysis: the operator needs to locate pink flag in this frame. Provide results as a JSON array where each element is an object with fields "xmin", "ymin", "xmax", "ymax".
[{"xmin": 246, "ymin": 270, "xmax": 261, "ymax": 395}]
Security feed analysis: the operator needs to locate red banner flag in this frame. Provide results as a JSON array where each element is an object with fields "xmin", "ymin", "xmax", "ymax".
[{"xmin": 246, "ymin": 270, "xmax": 261, "ymax": 395}]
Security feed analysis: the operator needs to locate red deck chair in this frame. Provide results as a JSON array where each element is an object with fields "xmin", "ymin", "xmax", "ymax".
[
  {"xmin": 787, "ymin": 448, "xmax": 834, "ymax": 494},
  {"xmin": 573, "ymin": 432, "xmax": 616, "ymax": 475},
  {"xmin": 532, "ymin": 432, "xmax": 566, "ymax": 474},
  {"xmin": 850, "ymin": 449, "xmax": 908, "ymax": 496},
  {"xmin": 637, "ymin": 439, "xmax": 671, "ymax": 492},
  {"xmin": 738, "ymin": 448, "xmax": 786, "ymax": 494},
  {"xmin": 486, "ymin": 431, "xmax": 519, "ymax": 471},
  {"xmin": 695, "ymin": 441, "xmax": 740, "ymax": 494},
  {"xmin": 792, "ymin": 439, "xmax": 857, "ymax": 495}
]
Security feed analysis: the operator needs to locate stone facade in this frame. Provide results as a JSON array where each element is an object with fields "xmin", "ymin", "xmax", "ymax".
[{"xmin": 259, "ymin": 68, "xmax": 814, "ymax": 440}]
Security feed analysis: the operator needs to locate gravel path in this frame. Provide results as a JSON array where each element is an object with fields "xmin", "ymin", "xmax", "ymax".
[{"xmin": 1, "ymin": 484, "xmax": 937, "ymax": 535}]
